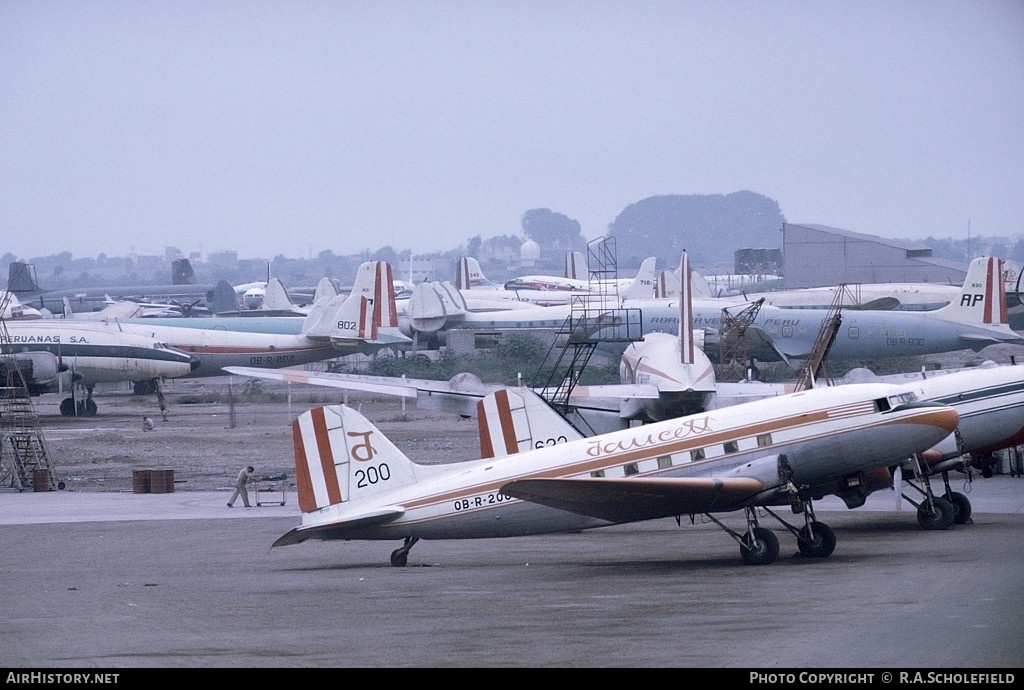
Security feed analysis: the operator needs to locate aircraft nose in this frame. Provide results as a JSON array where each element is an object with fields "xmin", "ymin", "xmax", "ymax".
[
  {"xmin": 934, "ymin": 405, "xmax": 960, "ymax": 434},
  {"xmin": 892, "ymin": 400, "xmax": 959, "ymax": 434}
]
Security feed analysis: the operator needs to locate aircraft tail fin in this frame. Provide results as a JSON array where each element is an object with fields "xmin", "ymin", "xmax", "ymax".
[
  {"xmin": 654, "ymin": 264, "xmax": 711, "ymax": 299},
  {"xmin": 312, "ymin": 276, "xmax": 339, "ymax": 304},
  {"xmin": 262, "ymin": 278, "xmax": 294, "ymax": 311},
  {"xmin": 933, "ymin": 256, "xmax": 1011, "ymax": 327},
  {"xmin": 679, "ymin": 251, "xmax": 696, "ymax": 365},
  {"xmin": 171, "ymin": 259, "xmax": 195, "ymax": 285},
  {"xmin": 619, "ymin": 257, "xmax": 658, "ymax": 299},
  {"xmin": 408, "ymin": 281, "xmax": 468, "ymax": 333},
  {"xmin": 564, "ymin": 251, "xmax": 587, "ymax": 280},
  {"xmin": 291, "ymin": 404, "xmax": 422, "ymax": 513},
  {"xmin": 477, "ymin": 388, "xmax": 583, "ymax": 459},
  {"xmin": 211, "ymin": 279, "xmax": 240, "ymax": 314},
  {"xmin": 347, "ymin": 261, "xmax": 400, "ymax": 329},
  {"xmin": 304, "ymin": 261, "xmax": 402, "ymax": 342},
  {"xmin": 455, "ymin": 256, "xmax": 498, "ymax": 290},
  {"xmin": 7, "ymin": 262, "xmax": 40, "ymax": 293}
]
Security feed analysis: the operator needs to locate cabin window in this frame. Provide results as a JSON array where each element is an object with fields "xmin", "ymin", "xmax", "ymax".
[
  {"xmin": 623, "ymin": 462, "xmax": 639, "ymax": 476},
  {"xmin": 848, "ymin": 327, "xmax": 859, "ymax": 339},
  {"xmin": 782, "ymin": 326, "xmax": 792, "ymax": 338},
  {"xmin": 590, "ymin": 469, "xmax": 605, "ymax": 478},
  {"xmin": 690, "ymin": 448, "xmax": 705, "ymax": 462},
  {"xmin": 723, "ymin": 441, "xmax": 739, "ymax": 454},
  {"xmin": 897, "ymin": 329, "xmax": 905, "ymax": 338},
  {"xmin": 757, "ymin": 433, "xmax": 773, "ymax": 447},
  {"xmin": 657, "ymin": 455, "xmax": 672, "ymax": 469}
]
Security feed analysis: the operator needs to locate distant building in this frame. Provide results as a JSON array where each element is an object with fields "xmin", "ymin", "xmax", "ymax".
[
  {"xmin": 519, "ymin": 238, "xmax": 541, "ymax": 268},
  {"xmin": 207, "ymin": 250, "xmax": 239, "ymax": 269},
  {"xmin": 782, "ymin": 223, "xmax": 967, "ymax": 288}
]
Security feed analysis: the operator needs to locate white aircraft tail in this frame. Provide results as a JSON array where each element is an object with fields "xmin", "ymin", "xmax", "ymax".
[
  {"xmin": 477, "ymin": 388, "xmax": 583, "ymax": 458},
  {"xmin": 619, "ymin": 257, "xmax": 658, "ymax": 299},
  {"xmin": 932, "ymin": 256, "xmax": 1011, "ymax": 327},
  {"xmin": 654, "ymin": 265, "xmax": 711, "ymax": 299},
  {"xmin": 408, "ymin": 281, "xmax": 468, "ymax": 332},
  {"xmin": 455, "ymin": 257, "xmax": 499, "ymax": 290},
  {"xmin": 312, "ymin": 276, "xmax": 340, "ymax": 304},
  {"xmin": 291, "ymin": 405, "xmax": 424, "ymax": 513},
  {"xmin": 679, "ymin": 251, "xmax": 696, "ymax": 365},
  {"xmin": 302, "ymin": 261, "xmax": 399, "ymax": 340},
  {"xmin": 262, "ymin": 278, "xmax": 294, "ymax": 311},
  {"xmin": 564, "ymin": 251, "xmax": 587, "ymax": 280}
]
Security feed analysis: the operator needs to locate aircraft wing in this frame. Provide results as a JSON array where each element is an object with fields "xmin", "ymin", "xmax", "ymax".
[
  {"xmin": 224, "ymin": 366, "xmax": 498, "ymax": 417},
  {"xmin": 501, "ymin": 476, "xmax": 764, "ymax": 523},
  {"xmin": 227, "ymin": 366, "xmax": 663, "ymax": 420},
  {"xmin": 272, "ymin": 506, "xmax": 405, "ymax": 547}
]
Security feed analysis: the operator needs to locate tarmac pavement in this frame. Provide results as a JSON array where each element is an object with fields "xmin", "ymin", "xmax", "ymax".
[{"xmin": 1, "ymin": 476, "xmax": 1023, "ymax": 668}]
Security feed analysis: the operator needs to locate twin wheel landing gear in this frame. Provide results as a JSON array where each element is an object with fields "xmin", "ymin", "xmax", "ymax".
[
  {"xmin": 899, "ymin": 455, "xmax": 973, "ymax": 531},
  {"xmin": 704, "ymin": 502, "xmax": 837, "ymax": 566}
]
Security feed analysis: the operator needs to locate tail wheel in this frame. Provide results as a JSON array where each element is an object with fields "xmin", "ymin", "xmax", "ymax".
[
  {"xmin": 740, "ymin": 527, "xmax": 779, "ymax": 565},
  {"xmin": 797, "ymin": 522, "xmax": 837, "ymax": 558}
]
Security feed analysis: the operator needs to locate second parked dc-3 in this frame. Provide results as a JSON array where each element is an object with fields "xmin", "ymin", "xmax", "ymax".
[{"xmin": 275, "ymin": 380, "xmax": 957, "ymax": 567}]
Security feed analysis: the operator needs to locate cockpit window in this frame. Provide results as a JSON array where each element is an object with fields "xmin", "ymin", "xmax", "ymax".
[
  {"xmin": 877, "ymin": 391, "xmax": 918, "ymax": 411},
  {"xmin": 889, "ymin": 392, "xmax": 918, "ymax": 406}
]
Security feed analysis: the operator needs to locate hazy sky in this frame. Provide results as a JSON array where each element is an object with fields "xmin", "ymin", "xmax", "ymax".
[{"xmin": 2, "ymin": 1, "xmax": 1022, "ymax": 261}]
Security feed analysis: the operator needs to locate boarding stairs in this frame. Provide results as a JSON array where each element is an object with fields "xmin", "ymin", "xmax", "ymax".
[
  {"xmin": 533, "ymin": 238, "xmax": 642, "ymax": 428},
  {"xmin": 791, "ymin": 286, "xmax": 850, "ymax": 392},
  {"xmin": 0, "ymin": 292, "xmax": 60, "ymax": 491}
]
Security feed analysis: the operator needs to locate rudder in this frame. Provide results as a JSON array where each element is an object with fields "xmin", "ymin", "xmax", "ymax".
[{"xmin": 292, "ymin": 404, "xmax": 421, "ymax": 513}]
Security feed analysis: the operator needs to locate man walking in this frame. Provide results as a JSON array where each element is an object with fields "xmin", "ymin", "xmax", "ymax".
[{"xmin": 227, "ymin": 465, "xmax": 255, "ymax": 508}]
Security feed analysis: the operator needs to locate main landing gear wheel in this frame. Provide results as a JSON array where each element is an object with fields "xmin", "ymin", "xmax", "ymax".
[
  {"xmin": 947, "ymin": 492, "xmax": 972, "ymax": 525},
  {"xmin": 390, "ymin": 536, "xmax": 420, "ymax": 567},
  {"xmin": 741, "ymin": 527, "xmax": 779, "ymax": 565},
  {"xmin": 797, "ymin": 522, "xmax": 837, "ymax": 558},
  {"xmin": 59, "ymin": 398, "xmax": 97, "ymax": 416},
  {"xmin": 917, "ymin": 496, "xmax": 954, "ymax": 530}
]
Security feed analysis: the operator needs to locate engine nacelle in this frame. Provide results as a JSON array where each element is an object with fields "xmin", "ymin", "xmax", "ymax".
[
  {"xmin": 833, "ymin": 468, "xmax": 894, "ymax": 509},
  {"xmin": 0, "ymin": 351, "xmax": 71, "ymax": 394}
]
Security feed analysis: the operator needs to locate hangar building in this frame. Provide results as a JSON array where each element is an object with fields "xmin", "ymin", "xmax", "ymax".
[{"xmin": 782, "ymin": 223, "xmax": 967, "ymax": 289}]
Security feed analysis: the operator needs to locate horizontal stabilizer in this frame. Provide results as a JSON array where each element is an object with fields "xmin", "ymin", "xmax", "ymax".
[
  {"xmin": 502, "ymin": 476, "xmax": 764, "ymax": 523},
  {"xmin": 566, "ymin": 384, "xmax": 661, "ymax": 400},
  {"xmin": 272, "ymin": 507, "xmax": 405, "ymax": 547}
]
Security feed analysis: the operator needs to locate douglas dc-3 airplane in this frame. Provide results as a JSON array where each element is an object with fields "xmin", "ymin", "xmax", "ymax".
[
  {"xmin": 230, "ymin": 254, "xmax": 1024, "ymax": 533},
  {"xmin": 273, "ymin": 381, "xmax": 958, "ymax": 567}
]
